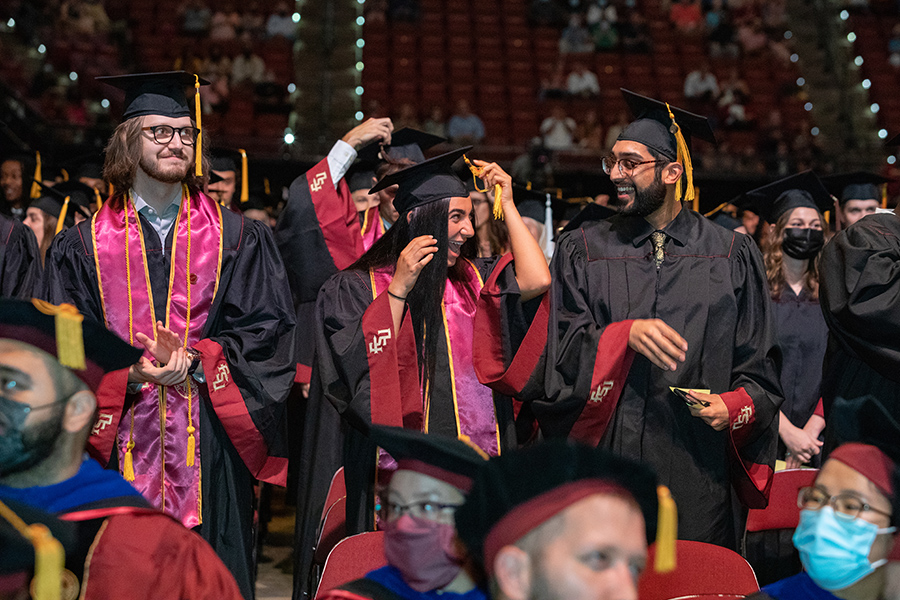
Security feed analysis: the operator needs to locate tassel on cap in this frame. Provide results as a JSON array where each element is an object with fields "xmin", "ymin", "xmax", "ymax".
[
  {"xmin": 239, "ymin": 148, "xmax": 249, "ymax": 203},
  {"xmin": 463, "ymin": 155, "xmax": 504, "ymax": 220},
  {"xmin": 54, "ymin": 197, "xmax": 70, "ymax": 236},
  {"xmin": 30, "ymin": 152, "xmax": 42, "ymax": 199},
  {"xmin": 194, "ymin": 75, "xmax": 203, "ymax": 177},
  {"xmin": 654, "ymin": 485, "xmax": 677, "ymax": 573},
  {"xmin": 0, "ymin": 500, "xmax": 65, "ymax": 600},
  {"xmin": 31, "ymin": 300, "xmax": 85, "ymax": 371},
  {"xmin": 883, "ymin": 183, "xmax": 889, "ymax": 209},
  {"xmin": 264, "ymin": 177, "xmax": 271, "ymax": 196},
  {"xmin": 123, "ymin": 440, "xmax": 135, "ymax": 481},
  {"xmin": 93, "ymin": 187, "xmax": 103, "ymax": 210},
  {"xmin": 665, "ymin": 103, "xmax": 694, "ymax": 205},
  {"xmin": 60, "ymin": 168, "xmax": 69, "ymax": 182}
]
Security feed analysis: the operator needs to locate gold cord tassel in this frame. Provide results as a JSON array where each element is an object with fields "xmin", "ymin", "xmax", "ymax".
[
  {"xmin": 665, "ymin": 103, "xmax": 694, "ymax": 205},
  {"xmin": 491, "ymin": 184, "xmax": 503, "ymax": 220},
  {"xmin": 31, "ymin": 300, "xmax": 85, "ymax": 370},
  {"xmin": 194, "ymin": 75, "xmax": 203, "ymax": 177},
  {"xmin": 123, "ymin": 440, "xmax": 135, "ymax": 481},
  {"xmin": 239, "ymin": 148, "xmax": 249, "ymax": 203},
  {"xmin": 883, "ymin": 183, "xmax": 888, "ymax": 209},
  {"xmin": 654, "ymin": 485, "xmax": 678, "ymax": 573},
  {"xmin": 31, "ymin": 151, "xmax": 42, "ymax": 199},
  {"xmin": 55, "ymin": 196, "xmax": 70, "ymax": 236},
  {"xmin": 186, "ymin": 426, "xmax": 196, "ymax": 466},
  {"xmin": 264, "ymin": 177, "xmax": 271, "ymax": 196},
  {"xmin": 0, "ymin": 500, "xmax": 64, "ymax": 600},
  {"xmin": 60, "ymin": 168, "xmax": 69, "ymax": 182},
  {"xmin": 463, "ymin": 155, "xmax": 504, "ymax": 220}
]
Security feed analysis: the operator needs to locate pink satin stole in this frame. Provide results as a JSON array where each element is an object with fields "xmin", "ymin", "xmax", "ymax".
[{"xmin": 92, "ymin": 192, "xmax": 222, "ymax": 527}]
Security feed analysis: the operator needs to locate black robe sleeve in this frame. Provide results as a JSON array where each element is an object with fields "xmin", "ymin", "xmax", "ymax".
[
  {"xmin": 0, "ymin": 214, "xmax": 41, "ymax": 299},
  {"xmin": 40, "ymin": 223, "xmax": 104, "ymax": 318}
]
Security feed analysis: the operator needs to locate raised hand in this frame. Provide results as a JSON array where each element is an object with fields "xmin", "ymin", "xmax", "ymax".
[
  {"xmin": 341, "ymin": 117, "xmax": 394, "ymax": 151},
  {"xmin": 135, "ymin": 321, "xmax": 183, "ymax": 364}
]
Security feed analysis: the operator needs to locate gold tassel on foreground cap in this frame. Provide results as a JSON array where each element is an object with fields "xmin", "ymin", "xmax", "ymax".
[
  {"xmin": 239, "ymin": 148, "xmax": 249, "ymax": 203},
  {"xmin": 194, "ymin": 74, "xmax": 203, "ymax": 177},
  {"xmin": 54, "ymin": 197, "xmax": 70, "ymax": 236},
  {"xmin": 665, "ymin": 103, "xmax": 694, "ymax": 205},
  {"xmin": 30, "ymin": 151, "xmax": 42, "ymax": 199},
  {"xmin": 93, "ymin": 187, "xmax": 103, "ymax": 210},
  {"xmin": 654, "ymin": 485, "xmax": 677, "ymax": 573},
  {"xmin": 463, "ymin": 155, "xmax": 504, "ymax": 220},
  {"xmin": 0, "ymin": 500, "xmax": 64, "ymax": 600},
  {"xmin": 31, "ymin": 299, "xmax": 86, "ymax": 371}
]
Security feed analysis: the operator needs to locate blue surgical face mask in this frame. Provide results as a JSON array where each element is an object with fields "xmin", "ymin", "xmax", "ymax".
[{"xmin": 793, "ymin": 507, "xmax": 896, "ymax": 591}]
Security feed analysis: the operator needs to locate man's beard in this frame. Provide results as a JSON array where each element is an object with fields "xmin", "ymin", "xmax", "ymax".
[
  {"xmin": 528, "ymin": 566, "xmax": 563, "ymax": 600},
  {"xmin": 140, "ymin": 151, "xmax": 191, "ymax": 184},
  {"xmin": 621, "ymin": 170, "xmax": 667, "ymax": 218},
  {"xmin": 0, "ymin": 406, "xmax": 65, "ymax": 477}
]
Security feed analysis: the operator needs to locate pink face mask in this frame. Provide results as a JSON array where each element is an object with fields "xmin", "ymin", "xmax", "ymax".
[{"xmin": 383, "ymin": 514, "xmax": 464, "ymax": 592}]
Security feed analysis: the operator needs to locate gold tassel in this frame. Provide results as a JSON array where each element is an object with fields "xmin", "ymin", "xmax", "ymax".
[
  {"xmin": 654, "ymin": 485, "xmax": 677, "ymax": 573},
  {"xmin": 30, "ymin": 151, "xmax": 42, "ymax": 199},
  {"xmin": 492, "ymin": 184, "xmax": 503, "ymax": 220},
  {"xmin": 0, "ymin": 500, "xmax": 64, "ymax": 600},
  {"xmin": 108, "ymin": 182, "xmax": 115, "ymax": 197},
  {"xmin": 186, "ymin": 426, "xmax": 196, "ymax": 467},
  {"xmin": 463, "ymin": 155, "xmax": 504, "ymax": 220},
  {"xmin": 60, "ymin": 168, "xmax": 69, "ymax": 182},
  {"xmin": 665, "ymin": 103, "xmax": 694, "ymax": 205},
  {"xmin": 123, "ymin": 440, "xmax": 135, "ymax": 481},
  {"xmin": 94, "ymin": 187, "xmax": 103, "ymax": 210},
  {"xmin": 883, "ymin": 183, "xmax": 888, "ymax": 209},
  {"xmin": 239, "ymin": 148, "xmax": 249, "ymax": 202},
  {"xmin": 194, "ymin": 75, "xmax": 203, "ymax": 177},
  {"xmin": 31, "ymin": 300, "xmax": 85, "ymax": 370},
  {"xmin": 526, "ymin": 181, "xmax": 532, "ymax": 190},
  {"xmin": 54, "ymin": 196, "xmax": 70, "ymax": 236},
  {"xmin": 264, "ymin": 177, "xmax": 271, "ymax": 196}
]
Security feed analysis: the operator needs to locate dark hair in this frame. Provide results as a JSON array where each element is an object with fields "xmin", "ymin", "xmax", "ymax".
[{"xmin": 350, "ymin": 199, "xmax": 477, "ymax": 401}]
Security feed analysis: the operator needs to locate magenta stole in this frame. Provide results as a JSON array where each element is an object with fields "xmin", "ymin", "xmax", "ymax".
[
  {"xmin": 91, "ymin": 190, "xmax": 222, "ymax": 528},
  {"xmin": 370, "ymin": 260, "xmax": 500, "ymax": 456}
]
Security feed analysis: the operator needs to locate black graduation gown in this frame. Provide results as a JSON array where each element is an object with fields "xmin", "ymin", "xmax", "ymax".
[
  {"xmin": 819, "ymin": 213, "xmax": 900, "ymax": 444},
  {"xmin": 536, "ymin": 207, "xmax": 783, "ymax": 549},
  {"xmin": 40, "ymin": 204, "xmax": 296, "ymax": 600},
  {"xmin": 292, "ymin": 256, "xmax": 531, "ymax": 600},
  {"xmin": 0, "ymin": 212, "xmax": 40, "ymax": 298}
]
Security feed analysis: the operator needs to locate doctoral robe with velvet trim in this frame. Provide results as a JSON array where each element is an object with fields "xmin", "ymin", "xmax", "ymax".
[
  {"xmin": 819, "ymin": 213, "xmax": 900, "ymax": 435},
  {"xmin": 40, "ymin": 198, "xmax": 296, "ymax": 600},
  {"xmin": 534, "ymin": 207, "xmax": 783, "ymax": 549},
  {"xmin": 292, "ymin": 254, "xmax": 542, "ymax": 600},
  {"xmin": 0, "ymin": 212, "xmax": 40, "ymax": 298}
]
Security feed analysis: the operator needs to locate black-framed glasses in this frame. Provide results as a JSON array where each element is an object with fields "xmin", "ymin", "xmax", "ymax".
[
  {"xmin": 141, "ymin": 125, "xmax": 200, "ymax": 146},
  {"xmin": 378, "ymin": 499, "xmax": 462, "ymax": 523},
  {"xmin": 601, "ymin": 156, "xmax": 666, "ymax": 176},
  {"xmin": 797, "ymin": 486, "xmax": 893, "ymax": 522}
]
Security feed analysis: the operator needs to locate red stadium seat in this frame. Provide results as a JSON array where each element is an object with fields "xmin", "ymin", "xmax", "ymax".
[
  {"xmin": 314, "ymin": 496, "xmax": 347, "ymax": 566},
  {"xmin": 638, "ymin": 541, "xmax": 759, "ymax": 600},
  {"xmin": 315, "ymin": 532, "xmax": 387, "ymax": 599}
]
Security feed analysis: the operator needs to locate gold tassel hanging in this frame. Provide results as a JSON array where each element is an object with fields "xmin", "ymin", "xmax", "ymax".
[
  {"xmin": 31, "ymin": 300, "xmax": 85, "ymax": 371},
  {"xmin": 54, "ymin": 197, "xmax": 70, "ymax": 236},
  {"xmin": 882, "ymin": 183, "xmax": 888, "ymax": 209},
  {"xmin": 123, "ymin": 439, "xmax": 135, "ymax": 481},
  {"xmin": 654, "ymin": 485, "xmax": 678, "ymax": 573},
  {"xmin": 94, "ymin": 187, "xmax": 103, "ymax": 210},
  {"xmin": 30, "ymin": 151, "xmax": 42, "ymax": 199},
  {"xmin": 264, "ymin": 177, "xmax": 271, "ymax": 196},
  {"xmin": 0, "ymin": 500, "xmax": 64, "ymax": 600},
  {"xmin": 463, "ymin": 155, "xmax": 504, "ymax": 220},
  {"xmin": 665, "ymin": 103, "xmax": 694, "ymax": 205},
  {"xmin": 239, "ymin": 148, "xmax": 249, "ymax": 203},
  {"xmin": 194, "ymin": 75, "xmax": 203, "ymax": 177},
  {"xmin": 60, "ymin": 168, "xmax": 69, "ymax": 182}
]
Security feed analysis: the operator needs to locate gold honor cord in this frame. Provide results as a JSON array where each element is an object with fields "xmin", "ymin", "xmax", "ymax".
[{"xmin": 463, "ymin": 155, "xmax": 504, "ymax": 220}]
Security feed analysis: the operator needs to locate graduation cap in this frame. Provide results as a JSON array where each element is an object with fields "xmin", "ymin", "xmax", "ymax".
[
  {"xmin": 0, "ymin": 499, "xmax": 75, "ymax": 599},
  {"xmin": 704, "ymin": 202, "xmax": 742, "ymax": 230},
  {"xmin": 742, "ymin": 170, "xmax": 832, "ymax": 223},
  {"xmin": 30, "ymin": 181, "xmax": 92, "ymax": 236},
  {"xmin": 822, "ymin": 171, "xmax": 891, "ymax": 205},
  {"xmin": 347, "ymin": 161, "xmax": 378, "ymax": 193},
  {"xmin": 209, "ymin": 148, "xmax": 249, "ymax": 203},
  {"xmin": 370, "ymin": 426, "xmax": 488, "ymax": 493},
  {"xmin": 0, "ymin": 298, "xmax": 143, "ymax": 392},
  {"xmin": 560, "ymin": 202, "xmax": 618, "ymax": 233},
  {"xmin": 369, "ymin": 146, "xmax": 470, "ymax": 215},
  {"xmin": 48, "ymin": 181, "xmax": 96, "ymax": 215},
  {"xmin": 357, "ymin": 127, "xmax": 445, "ymax": 165},
  {"xmin": 455, "ymin": 440, "xmax": 677, "ymax": 574},
  {"xmin": 97, "ymin": 71, "xmax": 209, "ymax": 176},
  {"xmin": 618, "ymin": 89, "xmax": 716, "ymax": 206}
]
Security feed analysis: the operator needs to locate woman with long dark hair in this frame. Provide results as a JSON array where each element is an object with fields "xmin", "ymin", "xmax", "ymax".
[{"xmin": 748, "ymin": 172, "xmax": 832, "ymax": 469}]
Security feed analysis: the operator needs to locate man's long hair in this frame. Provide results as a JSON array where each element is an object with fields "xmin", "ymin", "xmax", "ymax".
[
  {"xmin": 350, "ymin": 198, "xmax": 478, "ymax": 400},
  {"xmin": 103, "ymin": 116, "xmax": 210, "ymax": 198}
]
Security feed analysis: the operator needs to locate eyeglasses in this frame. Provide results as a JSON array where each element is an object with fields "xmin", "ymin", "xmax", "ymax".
[
  {"xmin": 797, "ymin": 486, "xmax": 893, "ymax": 521},
  {"xmin": 378, "ymin": 499, "xmax": 462, "ymax": 523},
  {"xmin": 141, "ymin": 125, "xmax": 200, "ymax": 146},
  {"xmin": 601, "ymin": 156, "xmax": 667, "ymax": 176}
]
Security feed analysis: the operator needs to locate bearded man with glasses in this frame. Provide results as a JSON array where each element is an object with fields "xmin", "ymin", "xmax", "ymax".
[
  {"xmin": 38, "ymin": 71, "xmax": 296, "ymax": 599},
  {"xmin": 493, "ymin": 89, "xmax": 783, "ymax": 551}
]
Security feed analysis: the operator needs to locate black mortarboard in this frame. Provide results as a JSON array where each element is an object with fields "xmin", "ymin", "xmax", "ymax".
[
  {"xmin": 822, "ymin": 171, "xmax": 891, "ymax": 205},
  {"xmin": 76, "ymin": 161, "xmax": 104, "ymax": 181},
  {"xmin": 704, "ymin": 203, "xmax": 742, "ymax": 230},
  {"xmin": 208, "ymin": 147, "xmax": 249, "ymax": 203},
  {"xmin": 0, "ymin": 298, "xmax": 143, "ymax": 391},
  {"xmin": 357, "ymin": 127, "xmax": 445, "ymax": 165},
  {"xmin": 347, "ymin": 162, "xmax": 378, "ymax": 193},
  {"xmin": 48, "ymin": 181, "xmax": 95, "ymax": 214},
  {"xmin": 208, "ymin": 170, "xmax": 224, "ymax": 185},
  {"xmin": 370, "ymin": 426, "xmax": 487, "ymax": 493},
  {"xmin": 96, "ymin": 71, "xmax": 209, "ymax": 121},
  {"xmin": 516, "ymin": 200, "xmax": 546, "ymax": 223},
  {"xmin": 743, "ymin": 171, "xmax": 832, "ymax": 223},
  {"xmin": 618, "ymin": 89, "xmax": 716, "ymax": 161},
  {"xmin": 30, "ymin": 181, "xmax": 92, "ymax": 226},
  {"xmin": 455, "ymin": 440, "xmax": 663, "ymax": 572},
  {"xmin": 369, "ymin": 146, "xmax": 471, "ymax": 215}
]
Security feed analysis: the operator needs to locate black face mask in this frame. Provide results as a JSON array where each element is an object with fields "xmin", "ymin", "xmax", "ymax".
[
  {"xmin": 0, "ymin": 395, "xmax": 66, "ymax": 477},
  {"xmin": 782, "ymin": 227, "xmax": 824, "ymax": 260}
]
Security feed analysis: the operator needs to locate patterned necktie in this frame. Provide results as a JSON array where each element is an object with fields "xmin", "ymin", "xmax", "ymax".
[{"xmin": 650, "ymin": 231, "xmax": 667, "ymax": 268}]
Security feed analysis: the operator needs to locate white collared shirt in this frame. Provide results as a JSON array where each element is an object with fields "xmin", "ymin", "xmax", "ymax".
[{"xmin": 131, "ymin": 188, "xmax": 182, "ymax": 244}]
